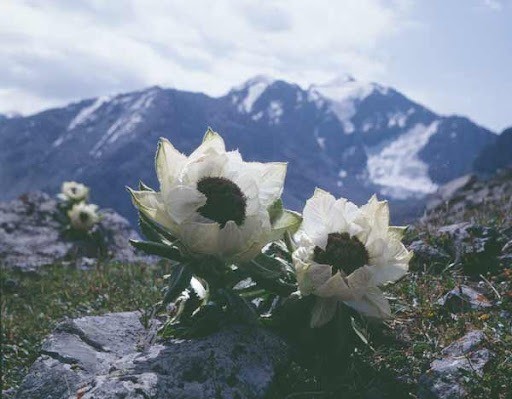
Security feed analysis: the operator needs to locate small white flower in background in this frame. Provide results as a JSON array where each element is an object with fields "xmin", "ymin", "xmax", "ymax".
[
  {"xmin": 68, "ymin": 203, "xmax": 100, "ymax": 231},
  {"xmin": 129, "ymin": 128, "xmax": 300, "ymax": 262},
  {"xmin": 293, "ymin": 189, "xmax": 412, "ymax": 327},
  {"xmin": 58, "ymin": 181, "xmax": 89, "ymax": 202}
]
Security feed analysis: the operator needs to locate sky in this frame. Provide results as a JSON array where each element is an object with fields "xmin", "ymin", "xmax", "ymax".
[{"xmin": 0, "ymin": 0, "xmax": 510, "ymax": 131}]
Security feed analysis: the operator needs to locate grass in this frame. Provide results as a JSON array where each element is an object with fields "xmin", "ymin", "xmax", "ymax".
[{"xmin": 1, "ymin": 260, "xmax": 172, "ymax": 391}]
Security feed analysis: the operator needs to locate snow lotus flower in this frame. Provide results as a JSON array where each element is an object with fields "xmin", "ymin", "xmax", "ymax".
[
  {"xmin": 68, "ymin": 202, "xmax": 100, "ymax": 231},
  {"xmin": 293, "ymin": 189, "xmax": 412, "ymax": 327},
  {"xmin": 129, "ymin": 129, "xmax": 299, "ymax": 262},
  {"xmin": 58, "ymin": 181, "xmax": 89, "ymax": 202}
]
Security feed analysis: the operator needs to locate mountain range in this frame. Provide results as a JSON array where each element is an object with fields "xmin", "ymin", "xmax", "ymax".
[{"xmin": 0, "ymin": 75, "xmax": 498, "ymax": 224}]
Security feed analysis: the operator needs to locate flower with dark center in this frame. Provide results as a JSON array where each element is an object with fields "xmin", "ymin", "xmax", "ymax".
[
  {"xmin": 293, "ymin": 189, "xmax": 412, "ymax": 327},
  {"xmin": 58, "ymin": 181, "xmax": 89, "ymax": 202},
  {"xmin": 68, "ymin": 203, "xmax": 99, "ymax": 231},
  {"xmin": 313, "ymin": 232, "xmax": 369, "ymax": 275},
  {"xmin": 129, "ymin": 128, "xmax": 301, "ymax": 262},
  {"xmin": 79, "ymin": 211, "xmax": 90, "ymax": 223},
  {"xmin": 196, "ymin": 177, "xmax": 247, "ymax": 227}
]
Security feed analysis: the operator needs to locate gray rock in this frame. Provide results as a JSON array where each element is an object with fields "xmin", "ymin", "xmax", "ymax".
[
  {"xmin": 15, "ymin": 312, "xmax": 290, "ymax": 399},
  {"xmin": 419, "ymin": 330, "xmax": 493, "ymax": 399},
  {"xmin": 437, "ymin": 285, "xmax": 492, "ymax": 312},
  {"xmin": 437, "ymin": 223, "xmax": 501, "ymax": 275},
  {"xmin": 408, "ymin": 240, "xmax": 450, "ymax": 264},
  {"xmin": 0, "ymin": 191, "xmax": 151, "ymax": 270}
]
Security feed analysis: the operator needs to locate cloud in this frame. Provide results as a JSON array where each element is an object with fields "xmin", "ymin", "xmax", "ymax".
[
  {"xmin": 482, "ymin": 0, "xmax": 502, "ymax": 11},
  {"xmin": 0, "ymin": 0, "xmax": 413, "ymax": 115}
]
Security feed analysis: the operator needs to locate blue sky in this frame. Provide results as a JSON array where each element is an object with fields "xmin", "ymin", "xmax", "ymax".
[{"xmin": 0, "ymin": 0, "xmax": 510, "ymax": 131}]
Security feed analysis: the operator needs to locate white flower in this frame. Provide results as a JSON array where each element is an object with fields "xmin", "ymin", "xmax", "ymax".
[
  {"xmin": 68, "ymin": 203, "xmax": 100, "ymax": 231},
  {"xmin": 58, "ymin": 181, "xmax": 89, "ymax": 202},
  {"xmin": 293, "ymin": 189, "xmax": 412, "ymax": 327},
  {"xmin": 129, "ymin": 128, "xmax": 300, "ymax": 262}
]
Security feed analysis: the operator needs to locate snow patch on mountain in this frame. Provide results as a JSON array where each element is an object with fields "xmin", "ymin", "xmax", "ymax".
[
  {"xmin": 67, "ymin": 96, "xmax": 111, "ymax": 131},
  {"xmin": 309, "ymin": 76, "xmax": 388, "ymax": 134},
  {"xmin": 233, "ymin": 76, "xmax": 274, "ymax": 113},
  {"xmin": 366, "ymin": 121, "xmax": 440, "ymax": 199},
  {"xmin": 267, "ymin": 101, "xmax": 283, "ymax": 124},
  {"xmin": 314, "ymin": 128, "xmax": 326, "ymax": 150},
  {"xmin": 90, "ymin": 90, "xmax": 157, "ymax": 157}
]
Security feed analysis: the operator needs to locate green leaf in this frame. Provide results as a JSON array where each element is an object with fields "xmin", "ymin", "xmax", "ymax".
[
  {"xmin": 269, "ymin": 209, "xmax": 302, "ymax": 241},
  {"xmin": 161, "ymin": 263, "xmax": 193, "ymax": 308},
  {"xmin": 238, "ymin": 254, "xmax": 296, "ymax": 296},
  {"xmin": 221, "ymin": 288, "xmax": 259, "ymax": 325},
  {"xmin": 138, "ymin": 214, "xmax": 165, "ymax": 243},
  {"xmin": 268, "ymin": 199, "xmax": 284, "ymax": 224},
  {"xmin": 138, "ymin": 211, "xmax": 177, "ymax": 243},
  {"xmin": 129, "ymin": 239, "xmax": 183, "ymax": 262}
]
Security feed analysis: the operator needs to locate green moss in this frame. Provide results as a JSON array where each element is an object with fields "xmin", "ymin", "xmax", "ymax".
[{"xmin": 1, "ymin": 260, "xmax": 171, "ymax": 390}]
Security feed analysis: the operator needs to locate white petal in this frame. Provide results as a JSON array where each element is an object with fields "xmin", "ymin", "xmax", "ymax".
[
  {"xmin": 370, "ymin": 240, "xmax": 411, "ymax": 286},
  {"xmin": 181, "ymin": 152, "xmax": 228, "ymax": 184},
  {"xmin": 163, "ymin": 185, "xmax": 207, "ymax": 224},
  {"xmin": 179, "ymin": 221, "xmax": 221, "ymax": 256},
  {"xmin": 217, "ymin": 220, "xmax": 245, "ymax": 257},
  {"xmin": 301, "ymin": 188, "xmax": 336, "ymax": 249},
  {"xmin": 346, "ymin": 266, "xmax": 373, "ymax": 300},
  {"xmin": 155, "ymin": 138, "xmax": 187, "ymax": 192},
  {"xmin": 246, "ymin": 162, "xmax": 287, "ymax": 207},
  {"xmin": 189, "ymin": 128, "xmax": 226, "ymax": 160},
  {"xmin": 310, "ymin": 297, "xmax": 338, "ymax": 328},
  {"xmin": 128, "ymin": 188, "xmax": 177, "ymax": 233},
  {"xmin": 297, "ymin": 261, "xmax": 333, "ymax": 296},
  {"xmin": 344, "ymin": 287, "xmax": 391, "ymax": 320},
  {"xmin": 315, "ymin": 272, "xmax": 354, "ymax": 301},
  {"xmin": 356, "ymin": 195, "xmax": 390, "ymax": 244},
  {"xmin": 234, "ymin": 176, "xmax": 261, "ymax": 216}
]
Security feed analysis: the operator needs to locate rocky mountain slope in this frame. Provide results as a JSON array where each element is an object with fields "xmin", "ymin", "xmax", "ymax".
[
  {"xmin": 474, "ymin": 126, "xmax": 512, "ymax": 174},
  {"xmin": 0, "ymin": 75, "xmax": 495, "ymax": 225}
]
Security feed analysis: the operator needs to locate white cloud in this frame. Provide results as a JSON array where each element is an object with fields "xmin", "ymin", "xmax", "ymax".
[{"xmin": 0, "ymin": 0, "xmax": 413, "ymax": 115}]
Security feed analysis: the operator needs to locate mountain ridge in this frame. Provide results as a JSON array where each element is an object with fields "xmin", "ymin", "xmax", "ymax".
[{"xmin": 0, "ymin": 76, "xmax": 496, "ymax": 224}]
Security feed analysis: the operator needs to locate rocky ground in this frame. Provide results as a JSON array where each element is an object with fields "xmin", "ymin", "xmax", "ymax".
[
  {"xmin": 0, "ymin": 191, "xmax": 152, "ymax": 270},
  {"xmin": 1, "ymin": 170, "xmax": 512, "ymax": 398}
]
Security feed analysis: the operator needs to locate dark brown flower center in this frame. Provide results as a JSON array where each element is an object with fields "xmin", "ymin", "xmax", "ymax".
[
  {"xmin": 79, "ymin": 211, "xmax": 89, "ymax": 223},
  {"xmin": 313, "ymin": 232, "xmax": 369, "ymax": 275},
  {"xmin": 196, "ymin": 177, "xmax": 247, "ymax": 228}
]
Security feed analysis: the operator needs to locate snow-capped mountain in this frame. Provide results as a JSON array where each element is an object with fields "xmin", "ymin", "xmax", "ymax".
[{"xmin": 0, "ymin": 76, "xmax": 495, "ymax": 224}]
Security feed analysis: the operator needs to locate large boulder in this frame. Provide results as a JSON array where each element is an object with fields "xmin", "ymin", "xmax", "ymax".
[
  {"xmin": 15, "ymin": 312, "xmax": 290, "ymax": 399},
  {"xmin": 0, "ymin": 192, "xmax": 150, "ymax": 270}
]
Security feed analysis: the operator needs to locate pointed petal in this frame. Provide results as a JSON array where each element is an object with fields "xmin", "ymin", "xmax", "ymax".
[
  {"xmin": 189, "ymin": 128, "xmax": 226, "ymax": 160},
  {"xmin": 128, "ymin": 187, "xmax": 177, "ymax": 232},
  {"xmin": 247, "ymin": 162, "xmax": 287, "ymax": 207},
  {"xmin": 301, "ymin": 188, "xmax": 336, "ymax": 249},
  {"xmin": 155, "ymin": 138, "xmax": 187, "ymax": 191},
  {"xmin": 310, "ymin": 297, "xmax": 338, "ymax": 328}
]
